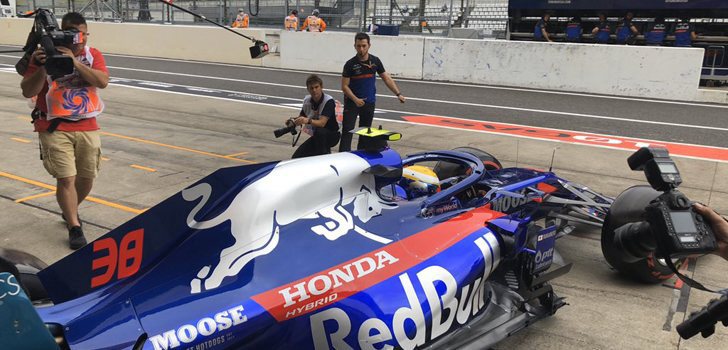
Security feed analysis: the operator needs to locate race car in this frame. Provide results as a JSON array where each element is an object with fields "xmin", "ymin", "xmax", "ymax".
[{"xmin": 1, "ymin": 132, "xmax": 673, "ymax": 350}]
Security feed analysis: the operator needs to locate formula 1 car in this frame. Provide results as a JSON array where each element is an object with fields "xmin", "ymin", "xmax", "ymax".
[{"xmin": 2, "ymin": 132, "xmax": 667, "ymax": 350}]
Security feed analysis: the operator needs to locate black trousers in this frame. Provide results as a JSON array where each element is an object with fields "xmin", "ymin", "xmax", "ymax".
[
  {"xmin": 292, "ymin": 128, "xmax": 341, "ymax": 159},
  {"xmin": 339, "ymin": 100, "xmax": 375, "ymax": 152}
]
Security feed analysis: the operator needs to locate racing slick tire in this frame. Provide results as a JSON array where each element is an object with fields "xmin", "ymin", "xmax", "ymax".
[
  {"xmin": 0, "ymin": 248, "xmax": 49, "ymax": 301},
  {"xmin": 600, "ymin": 185, "xmax": 687, "ymax": 284},
  {"xmin": 453, "ymin": 147, "xmax": 503, "ymax": 171}
]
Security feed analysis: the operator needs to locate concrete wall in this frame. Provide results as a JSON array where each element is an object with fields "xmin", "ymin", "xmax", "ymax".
[
  {"xmin": 0, "ymin": 18, "xmax": 277, "ymax": 66},
  {"xmin": 1, "ymin": 18, "xmax": 717, "ymax": 103},
  {"xmin": 280, "ymin": 31, "xmax": 425, "ymax": 79},
  {"xmin": 422, "ymin": 38, "xmax": 705, "ymax": 101}
]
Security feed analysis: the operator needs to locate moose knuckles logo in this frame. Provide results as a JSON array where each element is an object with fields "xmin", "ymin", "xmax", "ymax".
[{"xmin": 182, "ymin": 153, "xmax": 397, "ymax": 294}]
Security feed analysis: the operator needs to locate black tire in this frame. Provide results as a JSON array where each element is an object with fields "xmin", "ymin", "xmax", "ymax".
[
  {"xmin": 600, "ymin": 185, "xmax": 687, "ymax": 283},
  {"xmin": 0, "ymin": 248, "xmax": 49, "ymax": 301}
]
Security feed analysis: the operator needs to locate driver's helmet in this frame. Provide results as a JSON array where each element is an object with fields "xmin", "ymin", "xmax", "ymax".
[
  {"xmin": 312, "ymin": 9, "xmax": 320, "ymax": 16},
  {"xmin": 400, "ymin": 165, "xmax": 440, "ymax": 199}
]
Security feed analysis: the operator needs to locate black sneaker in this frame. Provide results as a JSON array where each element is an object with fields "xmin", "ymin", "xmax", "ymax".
[
  {"xmin": 68, "ymin": 226, "xmax": 87, "ymax": 250},
  {"xmin": 61, "ymin": 213, "xmax": 82, "ymax": 228}
]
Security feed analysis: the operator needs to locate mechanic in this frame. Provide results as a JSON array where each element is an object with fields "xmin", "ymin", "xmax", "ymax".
[
  {"xmin": 339, "ymin": 32, "xmax": 406, "ymax": 152},
  {"xmin": 565, "ymin": 16, "xmax": 583, "ymax": 43},
  {"xmin": 20, "ymin": 12, "xmax": 109, "ymax": 250},
  {"xmin": 232, "ymin": 9, "xmax": 249, "ymax": 28},
  {"xmin": 301, "ymin": 9, "xmax": 326, "ymax": 32},
  {"xmin": 533, "ymin": 13, "xmax": 552, "ymax": 42},
  {"xmin": 694, "ymin": 203, "xmax": 728, "ymax": 261},
  {"xmin": 290, "ymin": 75, "xmax": 340, "ymax": 158},
  {"xmin": 616, "ymin": 12, "xmax": 639, "ymax": 45},
  {"xmin": 591, "ymin": 13, "xmax": 612, "ymax": 44},
  {"xmin": 673, "ymin": 17, "xmax": 698, "ymax": 47},
  {"xmin": 644, "ymin": 16, "xmax": 667, "ymax": 46},
  {"xmin": 284, "ymin": 9, "xmax": 299, "ymax": 31}
]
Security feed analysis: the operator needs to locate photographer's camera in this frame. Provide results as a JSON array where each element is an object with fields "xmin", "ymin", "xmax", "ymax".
[
  {"xmin": 273, "ymin": 118, "xmax": 298, "ymax": 138},
  {"xmin": 613, "ymin": 147, "xmax": 717, "ymax": 262}
]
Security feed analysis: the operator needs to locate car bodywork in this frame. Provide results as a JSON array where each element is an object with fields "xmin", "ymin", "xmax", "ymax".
[{"xmin": 1, "ymin": 147, "xmax": 613, "ymax": 350}]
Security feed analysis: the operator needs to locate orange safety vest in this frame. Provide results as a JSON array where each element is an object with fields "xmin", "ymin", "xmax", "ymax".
[
  {"xmin": 46, "ymin": 46, "xmax": 104, "ymax": 120},
  {"xmin": 284, "ymin": 14, "xmax": 298, "ymax": 31},
  {"xmin": 304, "ymin": 16, "xmax": 325, "ymax": 32},
  {"xmin": 232, "ymin": 13, "xmax": 249, "ymax": 28}
]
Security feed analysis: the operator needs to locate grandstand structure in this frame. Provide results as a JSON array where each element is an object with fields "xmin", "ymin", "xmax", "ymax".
[
  {"xmin": 16, "ymin": 0, "xmax": 508, "ymax": 36},
  {"xmin": 371, "ymin": 0, "xmax": 508, "ymax": 36}
]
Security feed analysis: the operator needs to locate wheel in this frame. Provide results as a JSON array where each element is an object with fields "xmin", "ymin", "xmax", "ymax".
[
  {"xmin": 600, "ymin": 185, "xmax": 687, "ymax": 283},
  {"xmin": 0, "ymin": 248, "xmax": 49, "ymax": 301}
]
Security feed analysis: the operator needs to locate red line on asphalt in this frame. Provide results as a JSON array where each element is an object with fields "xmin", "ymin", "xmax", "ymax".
[{"xmin": 403, "ymin": 115, "xmax": 728, "ymax": 163}]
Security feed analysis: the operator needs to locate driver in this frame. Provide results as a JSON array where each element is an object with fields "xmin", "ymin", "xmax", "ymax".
[{"xmin": 399, "ymin": 165, "xmax": 440, "ymax": 199}]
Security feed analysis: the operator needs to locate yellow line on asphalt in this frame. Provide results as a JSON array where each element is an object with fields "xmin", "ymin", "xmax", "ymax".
[
  {"xmin": 86, "ymin": 197, "xmax": 145, "ymax": 214},
  {"xmin": 0, "ymin": 171, "xmax": 146, "ymax": 214},
  {"xmin": 225, "ymin": 151, "xmax": 249, "ymax": 157},
  {"xmin": 15, "ymin": 191, "xmax": 56, "ymax": 203},
  {"xmin": 100, "ymin": 131, "xmax": 255, "ymax": 163},
  {"xmin": 101, "ymin": 157, "xmax": 110, "ymax": 161},
  {"xmin": 17, "ymin": 116, "xmax": 32, "ymax": 122},
  {"xmin": 11, "ymin": 137, "xmax": 31, "ymax": 143},
  {"xmin": 131, "ymin": 164, "xmax": 156, "ymax": 172},
  {"xmin": 0, "ymin": 171, "xmax": 56, "ymax": 191}
]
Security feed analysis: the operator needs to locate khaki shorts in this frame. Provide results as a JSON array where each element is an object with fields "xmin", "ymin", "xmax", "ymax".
[{"xmin": 39, "ymin": 130, "xmax": 101, "ymax": 179}]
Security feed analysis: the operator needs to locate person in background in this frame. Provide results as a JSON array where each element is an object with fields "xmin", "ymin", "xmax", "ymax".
[
  {"xmin": 616, "ymin": 12, "xmax": 639, "ymax": 44},
  {"xmin": 645, "ymin": 16, "xmax": 667, "ymax": 46},
  {"xmin": 339, "ymin": 32, "xmax": 405, "ymax": 152},
  {"xmin": 592, "ymin": 13, "xmax": 612, "ymax": 44},
  {"xmin": 673, "ymin": 17, "xmax": 698, "ymax": 47},
  {"xmin": 534, "ymin": 13, "xmax": 552, "ymax": 42},
  {"xmin": 290, "ymin": 75, "xmax": 340, "ymax": 158},
  {"xmin": 232, "ymin": 9, "xmax": 249, "ymax": 28},
  {"xmin": 284, "ymin": 9, "xmax": 299, "ymax": 31},
  {"xmin": 301, "ymin": 9, "xmax": 326, "ymax": 32},
  {"xmin": 565, "ymin": 16, "xmax": 583, "ymax": 43}
]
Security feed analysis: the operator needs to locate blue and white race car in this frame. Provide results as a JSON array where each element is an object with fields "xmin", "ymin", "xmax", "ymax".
[{"xmin": 1, "ymin": 134, "xmax": 675, "ymax": 350}]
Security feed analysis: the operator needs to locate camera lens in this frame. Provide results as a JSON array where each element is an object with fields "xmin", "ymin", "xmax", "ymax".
[{"xmin": 613, "ymin": 221, "xmax": 656, "ymax": 263}]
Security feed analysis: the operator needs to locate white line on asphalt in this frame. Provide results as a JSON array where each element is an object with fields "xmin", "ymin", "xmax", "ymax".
[
  {"xmin": 2, "ymin": 51, "xmax": 727, "ymax": 109},
  {"xmin": 41, "ymin": 51, "xmax": 728, "ymax": 109},
  {"xmin": 74, "ymin": 67, "xmax": 728, "ymax": 132},
  {"xmin": 2, "ymin": 67, "xmax": 724, "ymax": 133},
  {"xmin": 106, "ymin": 79, "xmax": 728, "ymax": 158}
]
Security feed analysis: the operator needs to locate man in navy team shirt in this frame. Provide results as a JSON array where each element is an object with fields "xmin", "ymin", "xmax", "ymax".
[{"xmin": 340, "ymin": 32, "xmax": 406, "ymax": 152}]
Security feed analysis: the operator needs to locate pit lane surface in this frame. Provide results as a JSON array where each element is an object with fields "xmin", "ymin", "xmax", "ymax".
[{"xmin": 0, "ymin": 47, "xmax": 727, "ymax": 349}]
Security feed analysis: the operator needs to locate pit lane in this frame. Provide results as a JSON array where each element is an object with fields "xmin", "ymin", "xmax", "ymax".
[{"xmin": 0, "ymin": 51, "xmax": 726, "ymax": 349}]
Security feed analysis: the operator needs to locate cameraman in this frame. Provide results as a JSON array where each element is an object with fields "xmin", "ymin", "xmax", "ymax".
[
  {"xmin": 290, "ymin": 75, "xmax": 340, "ymax": 159},
  {"xmin": 20, "ymin": 12, "xmax": 109, "ymax": 250},
  {"xmin": 694, "ymin": 203, "xmax": 728, "ymax": 261}
]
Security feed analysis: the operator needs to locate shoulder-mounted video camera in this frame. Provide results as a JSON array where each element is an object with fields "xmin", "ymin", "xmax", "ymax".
[
  {"xmin": 613, "ymin": 147, "xmax": 716, "ymax": 262},
  {"xmin": 15, "ymin": 9, "xmax": 81, "ymax": 79}
]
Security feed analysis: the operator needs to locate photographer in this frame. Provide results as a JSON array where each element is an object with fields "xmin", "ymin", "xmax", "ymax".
[
  {"xmin": 20, "ymin": 12, "xmax": 109, "ymax": 250},
  {"xmin": 290, "ymin": 75, "xmax": 340, "ymax": 159},
  {"xmin": 694, "ymin": 203, "xmax": 728, "ymax": 261}
]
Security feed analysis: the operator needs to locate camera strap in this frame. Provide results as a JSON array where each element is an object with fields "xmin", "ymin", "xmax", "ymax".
[{"xmin": 664, "ymin": 256, "xmax": 726, "ymax": 295}]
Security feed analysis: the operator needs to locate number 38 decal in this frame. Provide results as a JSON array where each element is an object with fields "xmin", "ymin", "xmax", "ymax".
[{"xmin": 91, "ymin": 229, "xmax": 144, "ymax": 288}]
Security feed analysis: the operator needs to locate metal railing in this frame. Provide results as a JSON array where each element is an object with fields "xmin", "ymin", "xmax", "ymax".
[{"xmin": 14, "ymin": 0, "xmax": 509, "ymax": 36}]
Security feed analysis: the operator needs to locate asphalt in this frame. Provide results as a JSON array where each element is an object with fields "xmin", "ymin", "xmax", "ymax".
[{"xmin": 0, "ymin": 51, "xmax": 727, "ymax": 349}]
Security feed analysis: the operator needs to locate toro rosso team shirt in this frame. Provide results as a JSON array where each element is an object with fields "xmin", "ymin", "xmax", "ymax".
[{"xmin": 342, "ymin": 54, "xmax": 385, "ymax": 104}]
